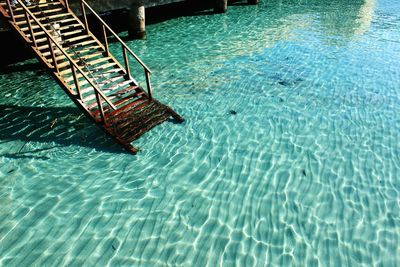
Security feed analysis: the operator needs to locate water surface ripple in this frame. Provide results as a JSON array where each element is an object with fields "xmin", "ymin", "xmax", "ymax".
[{"xmin": 1, "ymin": 0, "xmax": 400, "ymax": 266}]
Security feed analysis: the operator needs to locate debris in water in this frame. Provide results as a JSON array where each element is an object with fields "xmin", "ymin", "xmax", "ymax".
[
  {"xmin": 229, "ymin": 110, "xmax": 237, "ymax": 115},
  {"xmin": 278, "ymin": 80, "xmax": 290, "ymax": 86},
  {"xmin": 50, "ymin": 118, "xmax": 58, "ymax": 129}
]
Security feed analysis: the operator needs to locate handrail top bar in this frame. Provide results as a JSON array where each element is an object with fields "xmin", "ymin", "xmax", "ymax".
[
  {"xmin": 80, "ymin": 0, "xmax": 152, "ymax": 74},
  {"xmin": 0, "ymin": 4, "xmax": 10, "ymax": 18},
  {"xmin": 15, "ymin": 0, "xmax": 117, "ymax": 110}
]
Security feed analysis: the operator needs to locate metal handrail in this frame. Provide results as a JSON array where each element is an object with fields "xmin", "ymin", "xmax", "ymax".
[
  {"xmin": 15, "ymin": 0, "xmax": 117, "ymax": 115},
  {"xmin": 63, "ymin": 0, "xmax": 153, "ymax": 98},
  {"xmin": 79, "ymin": 0, "xmax": 151, "ymax": 73},
  {"xmin": 31, "ymin": 1, "xmax": 122, "ymax": 101}
]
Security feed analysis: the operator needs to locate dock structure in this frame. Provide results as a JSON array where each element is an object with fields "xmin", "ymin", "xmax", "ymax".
[
  {"xmin": 55, "ymin": 0, "xmax": 260, "ymax": 37},
  {"xmin": 0, "ymin": 0, "xmax": 184, "ymax": 154},
  {"xmin": 0, "ymin": 0, "xmax": 261, "ymax": 37}
]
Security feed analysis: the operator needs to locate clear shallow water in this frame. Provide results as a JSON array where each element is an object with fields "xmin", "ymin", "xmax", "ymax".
[{"xmin": 1, "ymin": 0, "xmax": 400, "ymax": 265}]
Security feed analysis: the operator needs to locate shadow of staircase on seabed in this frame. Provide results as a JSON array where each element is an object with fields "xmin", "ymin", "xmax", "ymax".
[{"xmin": 0, "ymin": 104, "xmax": 129, "ymax": 155}]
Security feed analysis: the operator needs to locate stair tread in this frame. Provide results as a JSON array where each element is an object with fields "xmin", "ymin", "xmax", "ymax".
[
  {"xmin": 13, "ymin": 2, "xmax": 63, "ymax": 11},
  {"xmin": 15, "ymin": 12, "xmax": 73, "ymax": 25},
  {"xmin": 108, "ymin": 97, "xmax": 148, "ymax": 118},
  {"xmin": 121, "ymin": 110, "xmax": 171, "ymax": 142},
  {"xmin": 14, "ymin": 7, "xmax": 64, "ymax": 19},
  {"xmin": 18, "ymin": 17, "xmax": 77, "ymax": 29},
  {"xmin": 37, "ymin": 28, "xmax": 84, "ymax": 39},
  {"xmin": 39, "ymin": 39, "xmax": 97, "ymax": 53},
  {"xmin": 81, "ymin": 78, "xmax": 132, "ymax": 103},
  {"xmin": 21, "ymin": 22, "xmax": 80, "ymax": 32},
  {"xmin": 77, "ymin": 75, "xmax": 125, "ymax": 95},
  {"xmin": 90, "ymin": 87, "xmax": 143, "ymax": 117},
  {"xmin": 111, "ymin": 101, "xmax": 159, "ymax": 128},
  {"xmin": 58, "ymin": 56, "xmax": 112, "ymax": 76}
]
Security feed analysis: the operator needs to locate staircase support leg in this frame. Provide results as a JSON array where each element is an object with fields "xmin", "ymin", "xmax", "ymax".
[
  {"xmin": 128, "ymin": 2, "xmax": 146, "ymax": 39},
  {"xmin": 214, "ymin": 0, "xmax": 228, "ymax": 13},
  {"xmin": 145, "ymin": 70, "xmax": 153, "ymax": 100}
]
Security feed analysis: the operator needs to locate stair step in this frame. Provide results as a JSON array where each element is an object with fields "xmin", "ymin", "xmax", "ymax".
[
  {"xmin": 62, "ymin": 58, "xmax": 116, "ymax": 80},
  {"xmin": 17, "ymin": 17, "xmax": 77, "ymax": 29},
  {"xmin": 64, "ymin": 39, "xmax": 98, "ymax": 50},
  {"xmin": 84, "ymin": 62, "xmax": 119, "ymax": 74},
  {"xmin": 58, "ymin": 58, "xmax": 111, "ymax": 76},
  {"xmin": 20, "ymin": 21, "xmax": 80, "ymax": 32},
  {"xmin": 14, "ymin": 7, "xmax": 64, "ymax": 19},
  {"xmin": 33, "ymin": 28, "xmax": 84, "ymax": 40},
  {"xmin": 84, "ymin": 56, "xmax": 111, "ymax": 67},
  {"xmin": 82, "ymin": 73, "xmax": 125, "ymax": 90},
  {"xmin": 66, "ymin": 45, "xmax": 102, "ymax": 58},
  {"xmin": 15, "ymin": 12, "xmax": 73, "ymax": 26},
  {"xmin": 112, "ymin": 90, "xmax": 145, "ymax": 110},
  {"xmin": 38, "ymin": 39, "xmax": 97, "ymax": 52},
  {"xmin": 59, "ymin": 51, "xmax": 103, "ymax": 74},
  {"xmin": 89, "ymin": 86, "xmax": 143, "ymax": 112},
  {"xmin": 34, "ymin": 29, "xmax": 85, "ymax": 44},
  {"xmin": 90, "ymin": 88, "xmax": 142, "ymax": 117},
  {"xmin": 123, "ymin": 110, "xmax": 171, "ymax": 142},
  {"xmin": 110, "ymin": 86, "xmax": 141, "ymax": 99},
  {"xmin": 108, "ymin": 97, "xmax": 148, "ymax": 118},
  {"xmin": 43, "ymin": 44, "xmax": 100, "ymax": 58},
  {"xmin": 81, "ymin": 78, "xmax": 131, "ymax": 103},
  {"xmin": 13, "ymin": 2, "xmax": 63, "ymax": 12},
  {"xmin": 36, "ymin": 30, "xmax": 78, "ymax": 45},
  {"xmin": 60, "ymin": 29, "xmax": 85, "ymax": 37},
  {"xmin": 63, "ymin": 34, "xmax": 91, "ymax": 44},
  {"xmin": 115, "ymin": 102, "xmax": 160, "ymax": 130},
  {"xmin": 71, "ymin": 73, "xmax": 124, "ymax": 94}
]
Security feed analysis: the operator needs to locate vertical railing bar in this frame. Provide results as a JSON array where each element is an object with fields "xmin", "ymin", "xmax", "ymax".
[
  {"xmin": 25, "ymin": 12, "xmax": 37, "ymax": 47},
  {"xmin": 95, "ymin": 90, "xmax": 107, "ymax": 125},
  {"xmin": 48, "ymin": 36, "xmax": 59, "ymax": 72},
  {"xmin": 80, "ymin": 1, "xmax": 89, "ymax": 34},
  {"xmin": 71, "ymin": 64, "xmax": 82, "ymax": 100},
  {"xmin": 102, "ymin": 25, "xmax": 109, "ymax": 56},
  {"xmin": 145, "ymin": 70, "xmax": 153, "ymax": 100},
  {"xmin": 122, "ymin": 46, "xmax": 131, "ymax": 79},
  {"xmin": 59, "ymin": 0, "xmax": 69, "ymax": 10},
  {"xmin": 5, "ymin": 0, "xmax": 15, "ymax": 22}
]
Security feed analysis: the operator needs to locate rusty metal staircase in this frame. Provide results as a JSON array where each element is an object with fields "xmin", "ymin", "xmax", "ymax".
[{"xmin": 0, "ymin": 0, "xmax": 184, "ymax": 154}]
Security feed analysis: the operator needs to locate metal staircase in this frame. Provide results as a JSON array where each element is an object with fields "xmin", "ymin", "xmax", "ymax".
[{"xmin": 0, "ymin": 0, "xmax": 184, "ymax": 154}]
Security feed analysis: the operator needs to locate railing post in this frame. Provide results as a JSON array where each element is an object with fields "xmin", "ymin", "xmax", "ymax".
[
  {"xmin": 95, "ymin": 90, "xmax": 107, "ymax": 125},
  {"xmin": 102, "ymin": 25, "xmax": 109, "ymax": 56},
  {"xmin": 122, "ymin": 46, "xmax": 131, "ymax": 79},
  {"xmin": 71, "ymin": 64, "xmax": 82, "ymax": 99},
  {"xmin": 25, "ymin": 12, "xmax": 37, "ymax": 48},
  {"xmin": 145, "ymin": 70, "xmax": 152, "ymax": 100},
  {"xmin": 59, "ymin": 0, "xmax": 69, "ymax": 10},
  {"xmin": 5, "ymin": 0, "xmax": 15, "ymax": 22},
  {"xmin": 80, "ymin": 1, "xmax": 89, "ymax": 34},
  {"xmin": 48, "ymin": 37, "xmax": 59, "ymax": 72}
]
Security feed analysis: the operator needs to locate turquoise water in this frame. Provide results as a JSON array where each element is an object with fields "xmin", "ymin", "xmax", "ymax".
[{"xmin": 1, "ymin": 0, "xmax": 400, "ymax": 265}]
